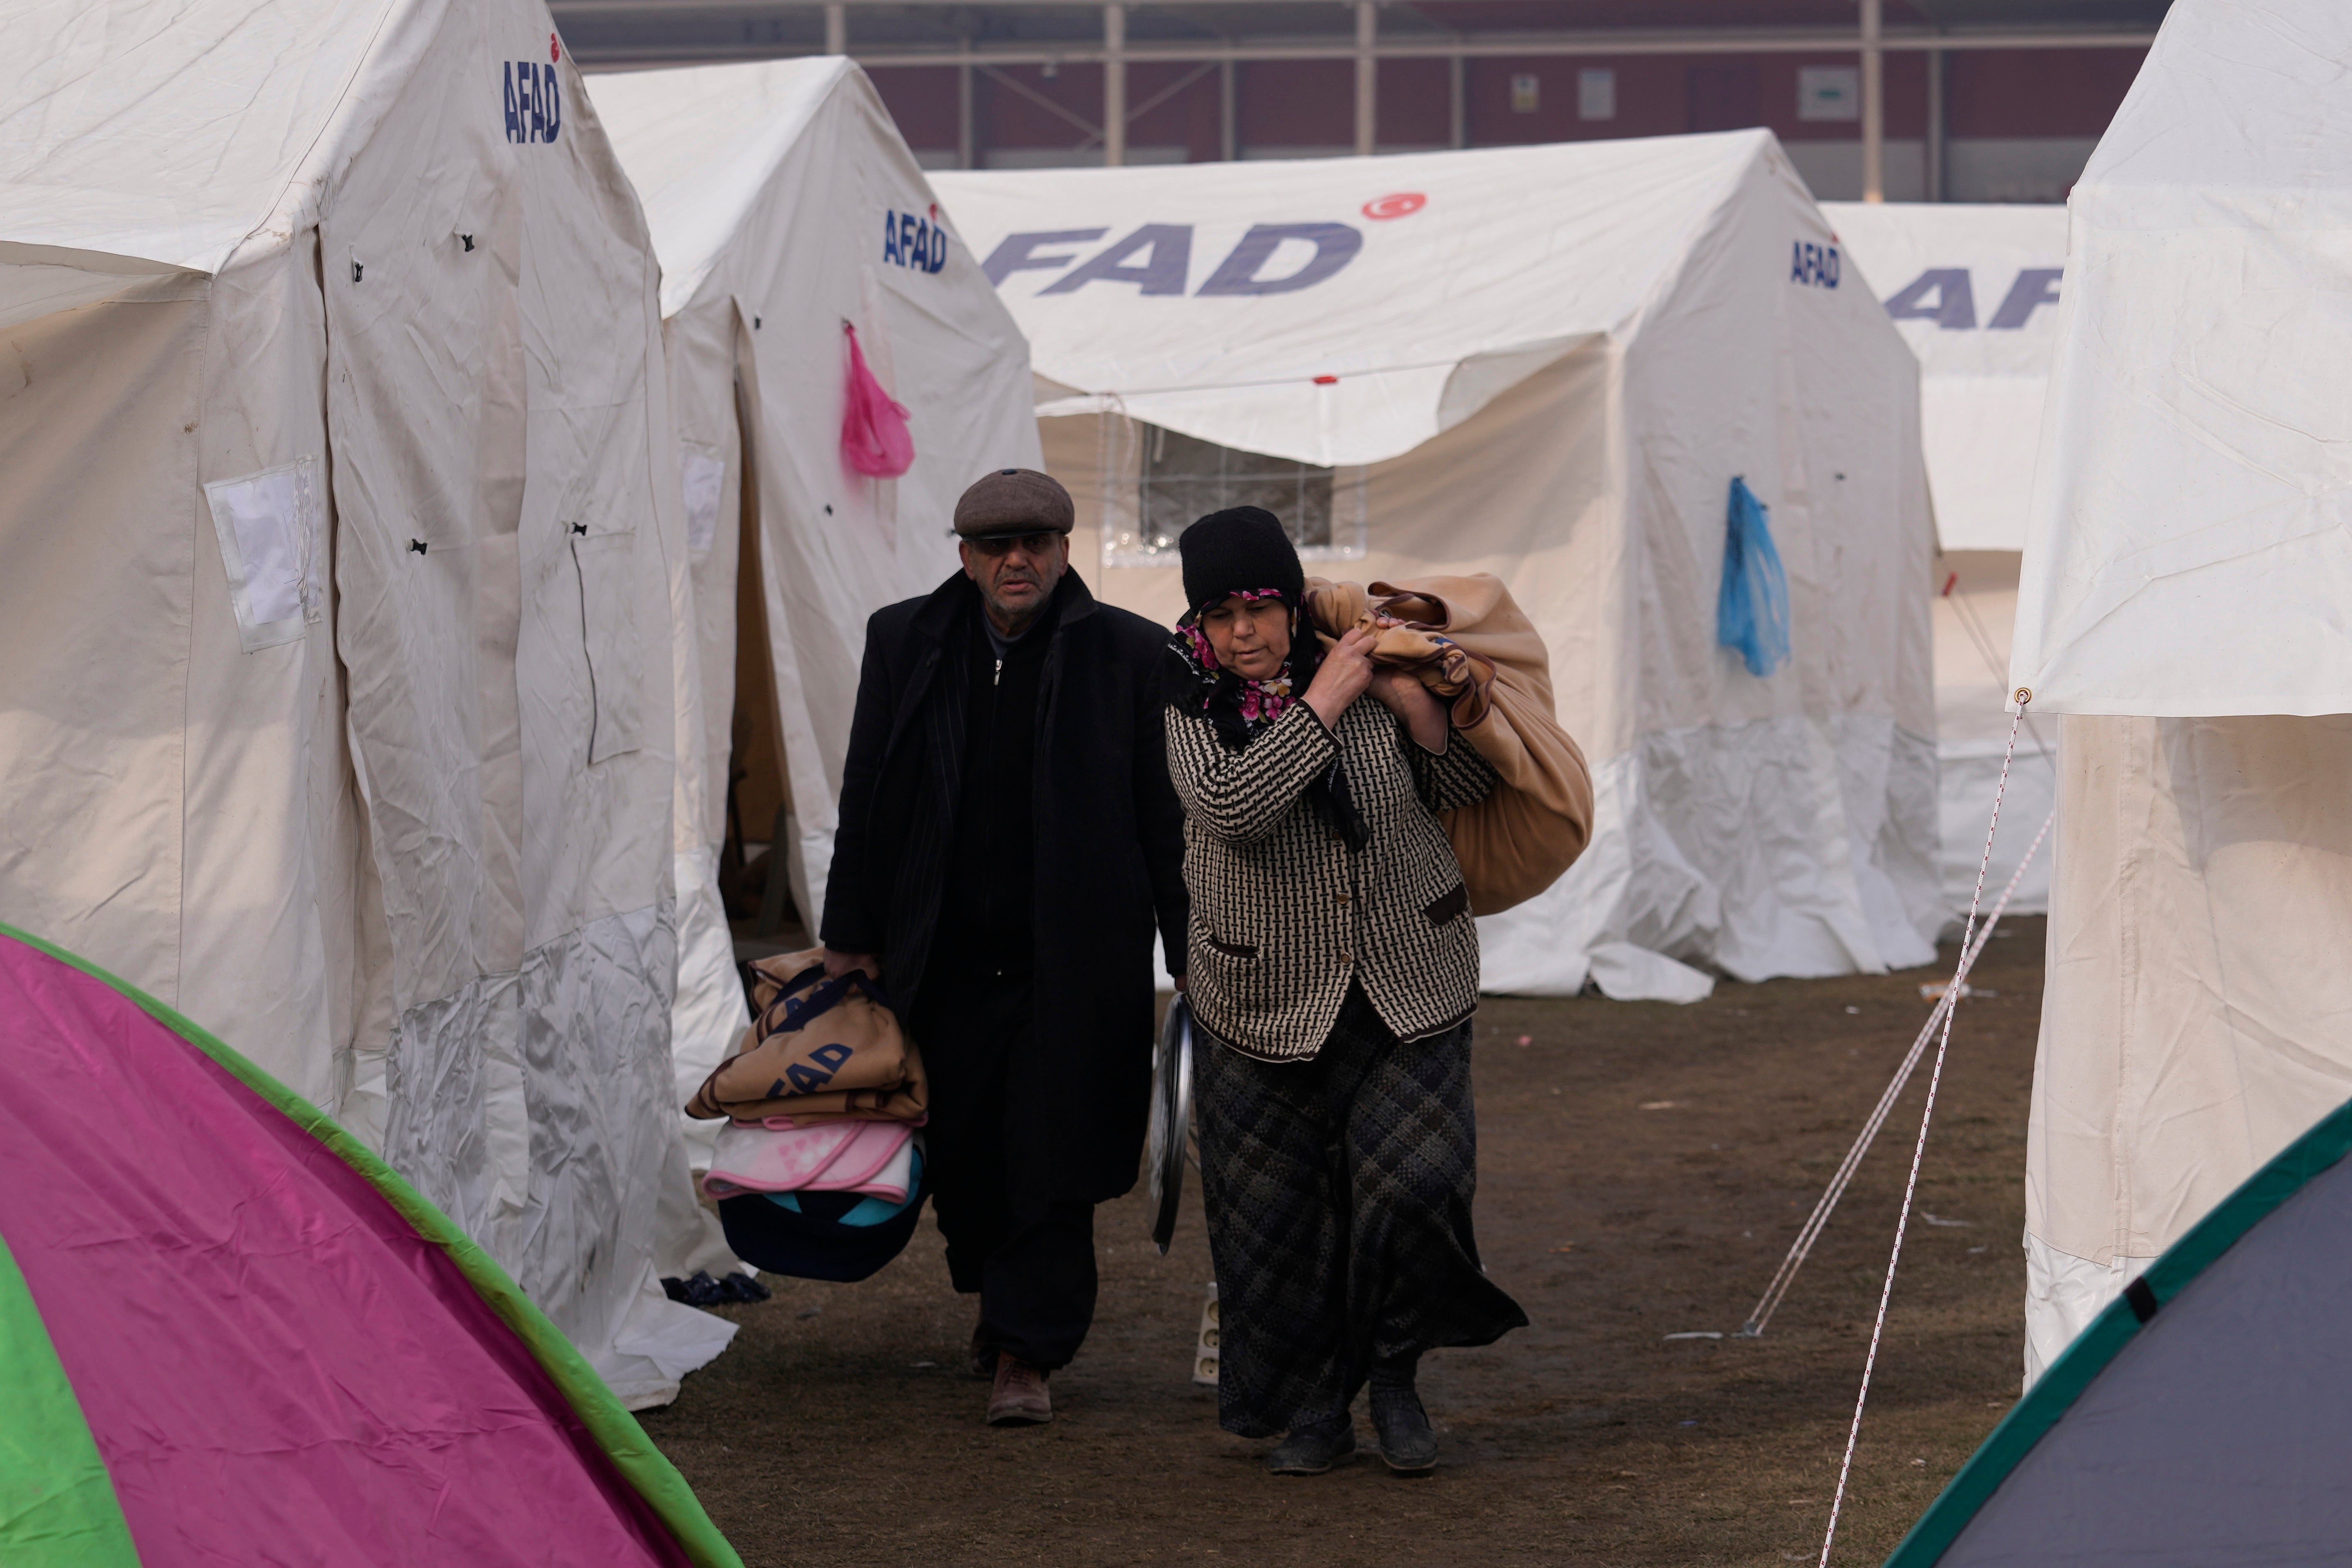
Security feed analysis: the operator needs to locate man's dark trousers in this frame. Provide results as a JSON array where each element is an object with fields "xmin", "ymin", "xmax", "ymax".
[{"xmin": 914, "ymin": 964, "xmax": 1096, "ymax": 1371}]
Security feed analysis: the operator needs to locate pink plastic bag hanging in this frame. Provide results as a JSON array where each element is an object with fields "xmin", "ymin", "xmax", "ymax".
[{"xmin": 840, "ymin": 322, "xmax": 915, "ymax": 478}]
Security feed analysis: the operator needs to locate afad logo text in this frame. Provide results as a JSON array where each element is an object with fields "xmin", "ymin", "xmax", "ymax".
[
  {"xmin": 1791, "ymin": 240, "xmax": 1840, "ymax": 289},
  {"xmin": 1880, "ymin": 267, "xmax": 2063, "ymax": 330},
  {"xmin": 886, "ymin": 207, "xmax": 948, "ymax": 274},
  {"xmin": 503, "ymin": 53, "xmax": 561, "ymax": 146},
  {"xmin": 981, "ymin": 223, "xmax": 1366, "ymax": 297}
]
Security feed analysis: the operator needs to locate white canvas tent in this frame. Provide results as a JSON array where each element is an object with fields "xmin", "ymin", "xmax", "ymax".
[
  {"xmin": 589, "ymin": 57, "xmax": 1042, "ymax": 1200},
  {"xmin": 2011, "ymin": 0, "xmax": 2352, "ymax": 1381},
  {"xmin": 1822, "ymin": 204, "xmax": 2069, "ymax": 559},
  {"xmin": 934, "ymin": 134, "xmax": 1941, "ymax": 1000},
  {"xmin": 1827, "ymin": 203, "xmax": 2067, "ymax": 921},
  {"xmin": 0, "ymin": 0, "xmax": 732, "ymax": 1405}
]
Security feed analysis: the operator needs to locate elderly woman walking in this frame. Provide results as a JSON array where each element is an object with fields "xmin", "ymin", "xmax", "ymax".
[{"xmin": 1164, "ymin": 507, "xmax": 1526, "ymax": 1477}]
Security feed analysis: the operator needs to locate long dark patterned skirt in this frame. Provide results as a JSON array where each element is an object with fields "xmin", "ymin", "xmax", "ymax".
[{"xmin": 1192, "ymin": 984, "xmax": 1527, "ymax": 1437}]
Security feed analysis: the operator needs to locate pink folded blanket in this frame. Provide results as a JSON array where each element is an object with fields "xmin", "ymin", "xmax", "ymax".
[
  {"xmin": 705, "ymin": 1119, "xmax": 915, "ymax": 1202},
  {"xmin": 818, "ymin": 1130, "xmax": 916, "ymax": 1205}
]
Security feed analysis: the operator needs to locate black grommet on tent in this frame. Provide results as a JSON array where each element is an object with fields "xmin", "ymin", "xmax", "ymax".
[
  {"xmin": 461, "ymin": 234, "xmax": 474, "ymax": 252},
  {"xmin": 570, "ymin": 522, "xmax": 587, "ymax": 536},
  {"xmin": 352, "ymin": 261, "xmax": 362, "ymax": 282},
  {"xmin": 2123, "ymin": 1276, "xmax": 2159, "ymax": 1323},
  {"xmin": 408, "ymin": 539, "xmax": 427, "ymax": 555}
]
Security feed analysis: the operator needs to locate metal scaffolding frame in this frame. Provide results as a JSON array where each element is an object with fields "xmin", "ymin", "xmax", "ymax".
[{"xmin": 561, "ymin": 1, "xmax": 2159, "ymax": 192}]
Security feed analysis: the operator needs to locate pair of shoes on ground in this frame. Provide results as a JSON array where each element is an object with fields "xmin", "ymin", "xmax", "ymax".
[
  {"xmin": 1268, "ymin": 1388, "xmax": 1438, "ymax": 1476},
  {"xmin": 985, "ymin": 1350, "xmax": 1053, "ymax": 1426}
]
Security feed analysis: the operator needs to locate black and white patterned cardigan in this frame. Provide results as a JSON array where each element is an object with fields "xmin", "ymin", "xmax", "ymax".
[{"xmin": 1166, "ymin": 695, "xmax": 1499, "ymax": 1062}]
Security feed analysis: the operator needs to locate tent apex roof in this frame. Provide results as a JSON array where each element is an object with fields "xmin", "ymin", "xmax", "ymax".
[
  {"xmin": 932, "ymin": 126, "xmax": 1822, "ymax": 467},
  {"xmin": 0, "ymin": 0, "xmax": 410, "ymax": 275},
  {"xmin": 587, "ymin": 55, "xmax": 867, "ymax": 318}
]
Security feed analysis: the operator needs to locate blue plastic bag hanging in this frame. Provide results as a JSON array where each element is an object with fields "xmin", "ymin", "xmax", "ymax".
[{"xmin": 1717, "ymin": 476, "xmax": 1791, "ymax": 678}]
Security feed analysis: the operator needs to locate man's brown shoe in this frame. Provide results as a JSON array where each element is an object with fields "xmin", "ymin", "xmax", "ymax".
[{"xmin": 986, "ymin": 1353, "xmax": 1053, "ymax": 1426}]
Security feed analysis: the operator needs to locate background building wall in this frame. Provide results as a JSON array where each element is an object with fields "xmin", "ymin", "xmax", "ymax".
[{"xmin": 570, "ymin": 0, "xmax": 2165, "ymax": 202}]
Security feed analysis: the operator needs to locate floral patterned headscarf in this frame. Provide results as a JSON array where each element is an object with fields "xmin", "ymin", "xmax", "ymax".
[
  {"xmin": 1164, "ymin": 589, "xmax": 1367, "ymax": 850},
  {"xmin": 1175, "ymin": 589, "xmax": 1297, "ymax": 732}
]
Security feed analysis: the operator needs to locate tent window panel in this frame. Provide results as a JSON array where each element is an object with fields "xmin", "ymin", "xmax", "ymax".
[
  {"xmin": 1110, "ymin": 424, "xmax": 1366, "ymax": 566},
  {"xmin": 1142, "ymin": 427, "xmax": 1332, "ymax": 550}
]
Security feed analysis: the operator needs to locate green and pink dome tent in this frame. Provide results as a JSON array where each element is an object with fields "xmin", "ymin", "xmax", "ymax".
[{"xmin": 0, "ymin": 926, "xmax": 737, "ymax": 1566}]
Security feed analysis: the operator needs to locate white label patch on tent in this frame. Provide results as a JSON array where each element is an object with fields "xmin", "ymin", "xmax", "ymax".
[
  {"xmin": 205, "ymin": 458, "xmax": 322, "ymax": 653},
  {"xmin": 680, "ymin": 446, "xmax": 725, "ymax": 561}
]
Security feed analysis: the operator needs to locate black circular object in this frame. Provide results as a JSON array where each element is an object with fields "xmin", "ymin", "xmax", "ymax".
[
  {"xmin": 1146, "ymin": 994, "xmax": 1195, "ymax": 1255},
  {"xmin": 718, "ymin": 1191, "xmax": 923, "ymax": 1283},
  {"xmin": 716, "ymin": 1150, "xmax": 927, "ymax": 1284}
]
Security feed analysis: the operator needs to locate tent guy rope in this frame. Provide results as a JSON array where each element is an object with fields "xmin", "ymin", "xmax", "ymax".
[
  {"xmin": 1737, "ymin": 803, "xmax": 2054, "ymax": 1340},
  {"xmin": 1818, "ymin": 693, "xmax": 2030, "ymax": 1566}
]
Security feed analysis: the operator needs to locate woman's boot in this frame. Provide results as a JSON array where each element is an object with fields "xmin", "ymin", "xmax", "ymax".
[
  {"xmin": 1267, "ymin": 1413, "xmax": 1357, "ymax": 1475},
  {"xmin": 1368, "ymin": 1357, "xmax": 1438, "ymax": 1475}
]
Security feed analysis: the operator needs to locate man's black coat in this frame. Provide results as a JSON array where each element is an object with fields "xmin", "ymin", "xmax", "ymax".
[{"xmin": 821, "ymin": 568, "xmax": 1189, "ymax": 1204}]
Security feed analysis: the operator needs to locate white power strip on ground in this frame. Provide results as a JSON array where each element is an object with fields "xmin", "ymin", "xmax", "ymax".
[{"xmin": 1193, "ymin": 1281, "xmax": 1220, "ymax": 1386}]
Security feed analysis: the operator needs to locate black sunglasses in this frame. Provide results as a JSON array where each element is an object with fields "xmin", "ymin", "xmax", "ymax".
[{"xmin": 967, "ymin": 531, "xmax": 1063, "ymax": 558}]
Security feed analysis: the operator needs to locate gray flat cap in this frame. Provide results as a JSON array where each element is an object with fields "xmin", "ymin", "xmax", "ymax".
[{"xmin": 953, "ymin": 467, "xmax": 1074, "ymax": 537}]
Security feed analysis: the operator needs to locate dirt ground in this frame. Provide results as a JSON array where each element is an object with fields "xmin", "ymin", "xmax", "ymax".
[{"xmin": 641, "ymin": 920, "xmax": 2045, "ymax": 1568}]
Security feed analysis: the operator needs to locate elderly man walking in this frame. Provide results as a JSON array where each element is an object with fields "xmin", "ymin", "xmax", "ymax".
[{"xmin": 820, "ymin": 468, "xmax": 1189, "ymax": 1426}]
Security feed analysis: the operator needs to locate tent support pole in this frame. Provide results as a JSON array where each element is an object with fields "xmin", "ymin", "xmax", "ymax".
[
  {"xmin": 1860, "ymin": 0, "xmax": 1883, "ymax": 202},
  {"xmin": 1448, "ymin": 49, "xmax": 1465, "ymax": 149},
  {"xmin": 1925, "ymin": 42, "xmax": 1945, "ymax": 201},
  {"xmin": 959, "ymin": 47, "xmax": 975, "ymax": 168},
  {"xmin": 1220, "ymin": 57, "xmax": 1237, "ymax": 160},
  {"xmin": 824, "ymin": 2, "xmax": 845, "ymax": 56},
  {"xmin": 1103, "ymin": 3, "xmax": 1126, "ymax": 166},
  {"xmin": 1354, "ymin": 1, "xmax": 1377, "ymax": 156}
]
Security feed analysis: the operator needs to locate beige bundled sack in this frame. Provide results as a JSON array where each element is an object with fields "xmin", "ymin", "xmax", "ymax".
[
  {"xmin": 685, "ymin": 948, "xmax": 929, "ymax": 1124},
  {"xmin": 1304, "ymin": 575, "xmax": 1594, "ymax": 916}
]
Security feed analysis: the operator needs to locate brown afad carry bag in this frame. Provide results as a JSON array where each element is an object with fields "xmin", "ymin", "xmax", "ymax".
[
  {"xmin": 1304, "ymin": 575, "xmax": 1594, "ymax": 917},
  {"xmin": 686, "ymin": 947, "xmax": 928, "ymax": 1125}
]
